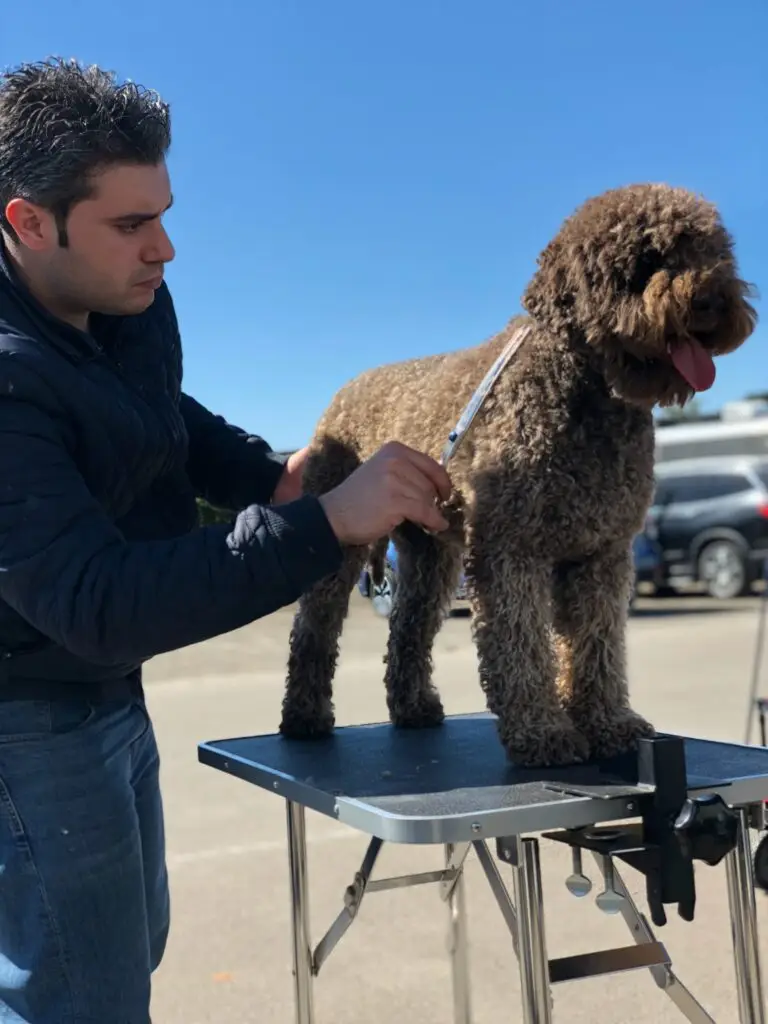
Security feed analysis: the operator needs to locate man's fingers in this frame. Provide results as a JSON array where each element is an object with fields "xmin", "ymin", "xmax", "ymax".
[
  {"xmin": 406, "ymin": 449, "xmax": 452, "ymax": 501},
  {"xmin": 400, "ymin": 494, "xmax": 449, "ymax": 533},
  {"xmin": 391, "ymin": 457, "xmax": 444, "ymax": 505},
  {"xmin": 385, "ymin": 442, "xmax": 452, "ymax": 502}
]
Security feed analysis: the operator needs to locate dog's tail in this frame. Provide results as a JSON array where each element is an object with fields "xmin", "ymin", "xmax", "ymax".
[{"xmin": 368, "ymin": 536, "xmax": 390, "ymax": 587}]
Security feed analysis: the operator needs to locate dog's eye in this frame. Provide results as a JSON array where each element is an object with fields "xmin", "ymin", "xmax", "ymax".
[
  {"xmin": 691, "ymin": 294, "xmax": 724, "ymax": 315},
  {"xmin": 627, "ymin": 250, "xmax": 666, "ymax": 294}
]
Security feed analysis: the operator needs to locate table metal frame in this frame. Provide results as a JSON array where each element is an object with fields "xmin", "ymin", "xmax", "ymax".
[
  {"xmin": 199, "ymin": 715, "xmax": 768, "ymax": 1023},
  {"xmin": 284, "ymin": 802, "xmax": 762, "ymax": 1024}
]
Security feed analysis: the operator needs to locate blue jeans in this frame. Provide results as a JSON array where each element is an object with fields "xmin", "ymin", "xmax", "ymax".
[{"xmin": 0, "ymin": 697, "xmax": 170, "ymax": 1023}]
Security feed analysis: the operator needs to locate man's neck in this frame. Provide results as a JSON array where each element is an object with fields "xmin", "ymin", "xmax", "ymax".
[{"xmin": 0, "ymin": 233, "xmax": 89, "ymax": 332}]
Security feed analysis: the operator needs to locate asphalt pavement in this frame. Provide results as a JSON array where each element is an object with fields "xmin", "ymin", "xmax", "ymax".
[{"xmin": 145, "ymin": 591, "xmax": 768, "ymax": 1023}]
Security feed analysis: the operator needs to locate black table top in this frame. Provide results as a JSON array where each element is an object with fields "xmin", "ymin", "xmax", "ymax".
[{"xmin": 198, "ymin": 713, "xmax": 768, "ymax": 844}]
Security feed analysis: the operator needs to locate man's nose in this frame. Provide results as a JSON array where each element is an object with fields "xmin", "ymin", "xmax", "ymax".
[
  {"xmin": 155, "ymin": 223, "xmax": 175, "ymax": 263},
  {"xmin": 144, "ymin": 222, "xmax": 175, "ymax": 264}
]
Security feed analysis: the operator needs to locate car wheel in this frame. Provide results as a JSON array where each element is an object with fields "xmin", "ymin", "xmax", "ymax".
[
  {"xmin": 370, "ymin": 567, "xmax": 397, "ymax": 618},
  {"xmin": 697, "ymin": 539, "xmax": 748, "ymax": 600}
]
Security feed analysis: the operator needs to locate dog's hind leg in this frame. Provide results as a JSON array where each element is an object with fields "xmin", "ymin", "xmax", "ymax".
[
  {"xmin": 279, "ymin": 547, "xmax": 367, "ymax": 737},
  {"xmin": 466, "ymin": 530, "xmax": 590, "ymax": 767},
  {"xmin": 383, "ymin": 523, "xmax": 462, "ymax": 728},
  {"xmin": 279, "ymin": 437, "xmax": 366, "ymax": 739},
  {"xmin": 552, "ymin": 544, "xmax": 655, "ymax": 759}
]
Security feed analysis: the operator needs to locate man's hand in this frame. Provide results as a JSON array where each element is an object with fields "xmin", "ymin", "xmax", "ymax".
[
  {"xmin": 318, "ymin": 441, "xmax": 452, "ymax": 546},
  {"xmin": 272, "ymin": 446, "xmax": 311, "ymax": 505}
]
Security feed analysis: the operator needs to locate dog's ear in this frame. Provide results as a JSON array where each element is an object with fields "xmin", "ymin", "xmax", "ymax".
[
  {"xmin": 521, "ymin": 237, "xmax": 578, "ymax": 337},
  {"xmin": 521, "ymin": 188, "xmax": 680, "ymax": 343}
]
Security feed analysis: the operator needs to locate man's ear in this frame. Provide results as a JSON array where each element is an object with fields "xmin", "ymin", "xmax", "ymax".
[{"xmin": 4, "ymin": 198, "xmax": 58, "ymax": 251}]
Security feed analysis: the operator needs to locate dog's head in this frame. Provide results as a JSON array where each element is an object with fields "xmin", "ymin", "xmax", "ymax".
[{"xmin": 521, "ymin": 183, "xmax": 757, "ymax": 408}]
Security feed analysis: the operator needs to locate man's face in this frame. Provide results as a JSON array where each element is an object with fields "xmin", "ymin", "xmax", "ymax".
[
  {"xmin": 55, "ymin": 161, "xmax": 176, "ymax": 317},
  {"xmin": 9, "ymin": 161, "xmax": 176, "ymax": 320}
]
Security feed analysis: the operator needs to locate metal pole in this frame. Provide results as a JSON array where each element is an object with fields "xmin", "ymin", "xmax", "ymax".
[
  {"xmin": 445, "ymin": 843, "xmax": 472, "ymax": 1024},
  {"xmin": 511, "ymin": 837, "xmax": 553, "ymax": 1024},
  {"xmin": 743, "ymin": 557, "xmax": 768, "ymax": 745},
  {"xmin": 286, "ymin": 800, "xmax": 314, "ymax": 1024},
  {"xmin": 725, "ymin": 808, "xmax": 766, "ymax": 1024}
]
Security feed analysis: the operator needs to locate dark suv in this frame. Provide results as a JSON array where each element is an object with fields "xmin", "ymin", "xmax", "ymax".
[{"xmin": 648, "ymin": 455, "xmax": 768, "ymax": 599}]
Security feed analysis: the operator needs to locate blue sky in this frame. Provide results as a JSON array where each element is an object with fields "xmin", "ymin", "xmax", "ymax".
[{"xmin": 2, "ymin": 0, "xmax": 766, "ymax": 450}]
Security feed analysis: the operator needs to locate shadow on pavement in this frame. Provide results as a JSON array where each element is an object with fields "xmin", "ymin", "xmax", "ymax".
[{"xmin": 631, "ymin": 597, "xmax": 765, "ymax": 619}]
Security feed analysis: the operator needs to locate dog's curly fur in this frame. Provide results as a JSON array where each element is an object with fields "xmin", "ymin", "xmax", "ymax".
[{"xmin": 279, "ymin": 183, "xmax": 757, "ymax": 766}]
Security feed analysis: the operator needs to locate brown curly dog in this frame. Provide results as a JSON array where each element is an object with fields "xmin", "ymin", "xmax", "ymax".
[{"xmin": 279, "ymin": 183, "xmax": 757, "ymax": 767}]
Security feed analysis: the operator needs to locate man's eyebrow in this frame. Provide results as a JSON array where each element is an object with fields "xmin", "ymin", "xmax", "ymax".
[{"xmin": 109, "ymin": 195, "xmax": 174, "ymax": 224}]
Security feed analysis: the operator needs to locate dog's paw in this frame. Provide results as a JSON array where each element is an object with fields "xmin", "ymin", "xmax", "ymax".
[
  {"xmin": 498, "ymin": 715, "xmax": 590, "ymax": 767},
  {"xmin": 279, "ymin": 703, "xmax": 335, "ymax": 739},
  {"xmin": 389, "ymin": 691, "xmax": 446, "ymax": 729},
  {"xmin": 579, "ymin": 709, "xmax": 655, "ymax": 759}
]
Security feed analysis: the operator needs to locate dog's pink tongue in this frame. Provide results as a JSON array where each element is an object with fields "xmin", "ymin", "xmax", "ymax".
[{"xmin": 669, "ymin": 338, "xmax": 716, "ymax": 391}]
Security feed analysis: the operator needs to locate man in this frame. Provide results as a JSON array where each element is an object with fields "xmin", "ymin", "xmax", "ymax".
[{"xmin": 0, "ymin": 58, "xmax": 451, "ymax": 1023}]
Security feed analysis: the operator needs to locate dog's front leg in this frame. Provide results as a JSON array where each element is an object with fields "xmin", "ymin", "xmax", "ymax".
[
  {"xmin": 552, "ymin": 544, "xmax": 655, "ymax": 759},
  {"xmin": 466, "ymin": 538, "xmax": 590, "ymax": 767}
]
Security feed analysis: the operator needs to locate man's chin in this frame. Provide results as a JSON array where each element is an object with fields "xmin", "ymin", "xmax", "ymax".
[
  {"xmin": 132, "ymin": 289, "xmax": 158, "ymax": 311},
  {"xmin": 96, "ymin": 290, "xmax": 158, "ymax": 317}
]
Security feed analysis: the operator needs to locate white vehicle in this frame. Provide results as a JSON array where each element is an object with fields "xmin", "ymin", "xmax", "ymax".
[{"xmin": 655, "ymin": 416, "xmax": 768, "ymax": 464}]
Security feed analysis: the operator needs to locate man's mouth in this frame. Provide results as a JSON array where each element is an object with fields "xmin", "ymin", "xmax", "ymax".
[
  {"xmin": 667, "ymin": 336, "xmax": 716, "ymax": 392},
  {"xmin": 135, "ymin": 271, "xmax": 164, "ymax": 289}
]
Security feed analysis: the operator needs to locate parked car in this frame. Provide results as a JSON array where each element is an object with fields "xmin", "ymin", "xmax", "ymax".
[
  {"xmin": 357, "ymin": 540, "xmax": 469, "ymax": 619},
  {"xmin": 359, "ymin": 530, "xmax": 662, "ymax": 617},
  {"xmin": 631, "ymin": 528, "xmax": 664, "ymax": 602},
  {"xmin": 357, "ymin": 541, "xmax": 398, "ymax": 617},
  {"xmin": 648, "ymin": 455, "xmax": 768, "ymax": 599}
]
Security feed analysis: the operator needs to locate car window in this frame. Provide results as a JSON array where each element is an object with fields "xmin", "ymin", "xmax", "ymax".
[
  {"xmin": 755, "ymin": 466, "xmax": 768, "ymax": 490},
  {"xmin": 703, "ymin": 473, "xmax": 754, "ymax": 496},
  {"xmin": 659, "ymin": 473, "xmax": 753, "ymax": 503},
  {"xmin": 652, "ymin": 481, "xmax": 671, "ymax": 506},
  {"xmin": 672, "ymin": 477, "xmax": 709, "ymax": 502}
]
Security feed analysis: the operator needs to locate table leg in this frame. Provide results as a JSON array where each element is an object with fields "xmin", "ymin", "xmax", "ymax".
[
  {"xmin": 511, "ymin": 837, "xmax": 553, "ymax": 1024},
  {"xmin": 446, "ymin": 843, "xmax": 472, "ymax": 1024},
  {"xmin": 286, "ymin": 800, "xmax": 314, "ymax": 1024},
  {"xmin": 725, "ymin": 808, "xmax": 766, "ymax": 1024}
]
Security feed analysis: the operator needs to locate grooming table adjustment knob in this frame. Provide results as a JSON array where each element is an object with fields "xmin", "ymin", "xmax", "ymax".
[
  {"xmin": 595, "ymin": 855, "xmax": 625, "ymax": 915},
  {"xmin": 343, "ymin": 872, "xmax": 365, "ymax": 915},
  {"xmin": 673, "ymin": 793, "xmax": 740, "ymax": 866},
  {"xmin": 565, "ymin": 847, "xmax": 592, "ymax": 897}
]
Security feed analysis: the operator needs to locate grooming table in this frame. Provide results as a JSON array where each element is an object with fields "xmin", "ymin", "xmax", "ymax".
[{"xmin": 198, "ymin": 713, "xmax": 768, "ymax": 1023}]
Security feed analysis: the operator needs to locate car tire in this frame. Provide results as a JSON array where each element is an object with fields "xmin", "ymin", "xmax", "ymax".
[
  {"xmin": 370, "ymin": 566, "xmax": 397, "ymax": 618},
  {"xmin": 696, "ymin": 539, "xmax": 748, "ymax": 600}
]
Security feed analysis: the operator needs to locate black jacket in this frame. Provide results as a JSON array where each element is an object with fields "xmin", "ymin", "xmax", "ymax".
[{"xmin": 0, "ymin": 245, "xmax": 342, "ymax": 699}]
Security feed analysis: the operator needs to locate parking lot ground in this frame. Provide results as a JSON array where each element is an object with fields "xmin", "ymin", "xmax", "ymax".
[{"xmin": 147, "ymin": 592, "xmax": 768, "ymax": 1022}]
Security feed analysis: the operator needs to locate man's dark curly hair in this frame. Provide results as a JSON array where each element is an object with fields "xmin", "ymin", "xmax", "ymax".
[{"xmin": 0, "ymin": 57, "xmax": 171, "ymax": 246}]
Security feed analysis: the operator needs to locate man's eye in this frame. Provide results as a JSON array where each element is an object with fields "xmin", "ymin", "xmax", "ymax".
[{"xmin": 118, "ymin": 223, "xmax": 142, "ymax": 234}]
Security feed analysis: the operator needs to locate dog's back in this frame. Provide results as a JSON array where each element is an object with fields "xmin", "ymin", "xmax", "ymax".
[{"xmin": 310, "ymin": 321, "xmax": 523, "ymax": 467}]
